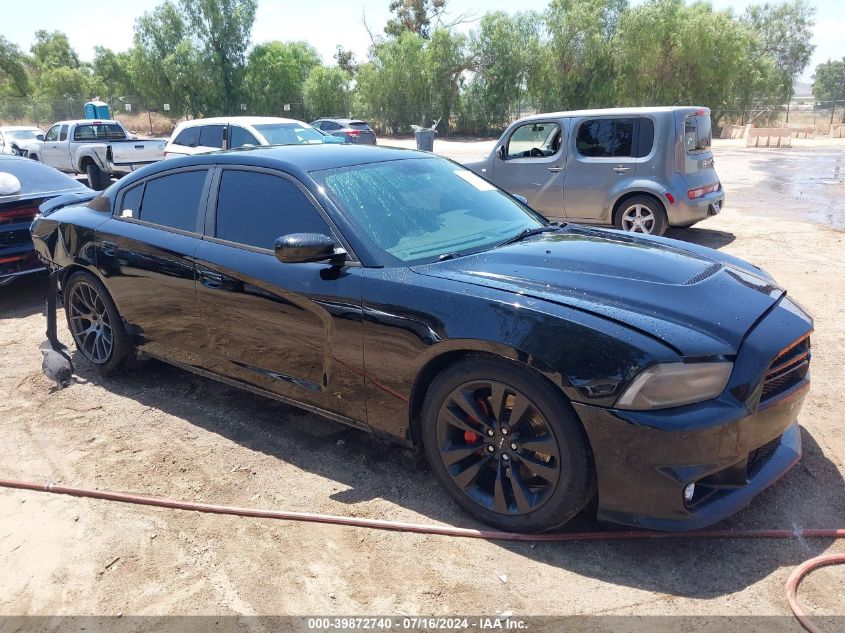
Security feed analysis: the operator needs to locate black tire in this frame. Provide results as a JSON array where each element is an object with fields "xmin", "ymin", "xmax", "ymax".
[
  {"xmin": 63, "ymin": 270, "xmax": 130, "ymax": 375},
  {"xmin": 421, "ymin": 356, "xmax": 595, "ymax": 533},
  {"xmin": 614, "ymin": 195, "xmax": 668, "ymax": 236},
  {"xmin": 85, "ymin": 162, "xmax": 109, "ymax": 191},
  {"xmin": 29, "ymin": 153, "xmax": 38, "ymax": 161}
]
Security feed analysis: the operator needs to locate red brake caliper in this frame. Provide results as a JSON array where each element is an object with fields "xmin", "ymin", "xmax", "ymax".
[{"xmin": 463, "ymin": 398, "xmax": 490, "ymax": 445}]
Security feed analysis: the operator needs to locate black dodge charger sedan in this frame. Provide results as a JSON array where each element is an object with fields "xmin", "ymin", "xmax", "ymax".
[{"xmin": 30, "ymin": 145, "xmax": 812, "ymax": 533}]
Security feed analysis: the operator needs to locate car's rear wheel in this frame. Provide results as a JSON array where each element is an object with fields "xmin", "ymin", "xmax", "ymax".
[
  {"xmin": 64, "ymin": 271, "xmax": 130, "ymax": 374},
  {"xmin": 421, "ymin": 357, "xmax": 594, "ymax": 532},
  {"xmin": 615, "ymin": 195, "xmax": 667, "ymax": 236},
  {"xmin": 85, "ymin": 162, "xmax": 109, "ymax": 191}
]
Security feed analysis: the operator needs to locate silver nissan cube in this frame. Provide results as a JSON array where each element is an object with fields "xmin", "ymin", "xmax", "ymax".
[{"xmin": 465, "ymin": 106, "xmax": 725, "ymax": 236}]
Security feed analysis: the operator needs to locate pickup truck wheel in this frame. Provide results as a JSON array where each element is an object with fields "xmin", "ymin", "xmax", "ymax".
[
  {"xmin": 29, "ymin": 154, "xmax": 38, "ymax": 161},
  {"xmin": 85, "ymin": 163, "xmax": 109, "ymax": 191}
]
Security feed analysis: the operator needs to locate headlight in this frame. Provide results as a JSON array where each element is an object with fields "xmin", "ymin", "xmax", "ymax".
[{"xmin": 616, "ymin": 362, "xmax": 733, "ymax": 410}]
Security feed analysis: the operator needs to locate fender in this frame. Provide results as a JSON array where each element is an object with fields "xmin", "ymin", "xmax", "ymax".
[
  {"xmin": 74, "ymin": 146, "xmax": 109, "ymax": 174},
  {"xmin": 604, "ymin": 178, "xmax": 670, "ymax": 219}
]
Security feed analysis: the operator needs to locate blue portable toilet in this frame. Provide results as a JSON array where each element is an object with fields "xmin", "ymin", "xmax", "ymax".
[{"xmin": 83, "ymin": 100, "xmax": 111, "ymax": 120}]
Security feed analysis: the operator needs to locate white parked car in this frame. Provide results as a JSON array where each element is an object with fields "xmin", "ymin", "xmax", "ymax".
[
  {"xmin": 0, "ymin": 126, "xmax": 44, "ymax": 154},
  {"xmin": 164, "ymin": 116, "xmax": 342, "ymax": 158}
]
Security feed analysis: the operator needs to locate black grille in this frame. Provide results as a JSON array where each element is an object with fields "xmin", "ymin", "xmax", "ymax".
[
  {"xmin": 747, "ymin": 435, "xmax": 782, "ymax": 479},
  {"xmin": 760, "ymin": 335, "xmax": 810, "ymax": 402}
]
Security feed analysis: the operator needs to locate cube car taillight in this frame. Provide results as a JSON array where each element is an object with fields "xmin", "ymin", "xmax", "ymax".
[{"xmin": 687, "ymin": 183, "xmax": 721, "ymax": 199}]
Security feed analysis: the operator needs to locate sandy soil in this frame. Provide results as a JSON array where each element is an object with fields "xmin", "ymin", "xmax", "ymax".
[{"xmin": 0, "ymin": 142, "xmax": 843, "ymax": 627}]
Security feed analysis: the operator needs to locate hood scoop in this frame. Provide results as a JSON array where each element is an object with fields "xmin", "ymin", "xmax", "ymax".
[{"xmin": 684, "ymin": 262, "xmax": 723, "ymax": 285}]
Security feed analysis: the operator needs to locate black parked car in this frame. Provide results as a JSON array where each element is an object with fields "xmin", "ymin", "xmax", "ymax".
[
  {"xmin": 0, "ymin": 155, "xmax": 89, "ymax": 286},
  {"xmin": 31, "ymin": 145, "xmax": 812, "ymax": 533}
]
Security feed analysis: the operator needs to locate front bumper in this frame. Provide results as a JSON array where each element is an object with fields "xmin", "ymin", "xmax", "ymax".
[{"xmin": 574, "ymin": 295, "xmax": 811, "ymax": 531}]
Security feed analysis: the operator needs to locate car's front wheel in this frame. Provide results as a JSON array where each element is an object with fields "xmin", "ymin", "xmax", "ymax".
[
  {"xmin": 64, "ymin": 271, "xmax": 130, "ymax": 374},
  {"xmin": 422, "ymin": 357, "xmax": 595, "ymax": 532},
  {"xmin": 615, "ymin": 195, "xmax": 668, "ymax": 235}
]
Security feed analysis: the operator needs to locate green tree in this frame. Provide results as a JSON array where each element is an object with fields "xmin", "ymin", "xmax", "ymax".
[
  {"xmin": 530, "ymin": 0, "xmax": 627, "ymax": 111},
  {"xmin": 244, "ymin": 41, "xmax": 321, "ymax": 116},
  {"xmin": 812, "ymin": 58, "xmax": 845, "ymax": 124},
  {"xmin": 357, "ymin": 31, "xmax": 431, "ymax": 132},
  {"xmin": 385, "ymin": 0, "xmax": 447, "ymax": 39},
  {"xmin": 30, "ymin": 30, "xmax": 80, "ymax": 71},
  {"xmin": 743, "ymin": 0, "xmax": 816, "ymax": 104},
  {"xmin": 0, "ymin": 36, "xmax": 32, "ymax": 97},
  {"xmin": 303, "ymin": 66, "xmax": 350, "ymax": 118},
  {"xmin": 462, "ymin": 11, "xmax": 541, "ymax": 133},
  {"xmin": 613, "ymin": 0, "xmax": 752, "ymax": 121},
  {"xmin": 179, "ymin": 0, "xmax": 257, "ymax": 114},
  {"xmin": 334, "ymin": 46, "xmax": 358, "ymax": 76},
  {"xmin": 92, "ymin": 47, "xmax": 133, "ymax": 98}
]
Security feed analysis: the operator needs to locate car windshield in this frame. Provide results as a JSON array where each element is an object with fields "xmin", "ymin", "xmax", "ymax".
[
  {"xmin": 254, "ymin": 123, "xmax": 325, "ymax": 145},
  {"xmin": 0, "ymin": 157, "xmax": 86, "ymax": 200},
  {"xmin": 6, "ymin": 129, "xmax": 41, "ymax": 141},
  {"xmin": 313, "ymin": 157, "xmax": 545, "ymax": 264}
]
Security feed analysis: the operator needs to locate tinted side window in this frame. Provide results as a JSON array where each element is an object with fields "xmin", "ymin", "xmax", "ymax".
[
  {"xmin": 119, "ymin": 183, "xmax": 144, "ymax": 218},
  {"xmin": 634, "ymin": 118, "xmax": 654, "ymax": 158},
  {"xmin": 138, "ymin": 170, "xmax": 207, "ymax": 232},
  {"xmin": 173, "ymin": 126, "xmax": 200, "ymax": 147},
  {"xmin": 199, "ymin": 125, "xmax": 225, "ymax": 149},
  {"xmin": 576, "ymin": 118, "xmax": 635, "ymax": 157},
  {"xmin": 229, "ymin": 126, "xmax": 259, "ymax": 148},
  {"xmin": 45, "ymin": 125, "xmax": 59, "ymax": 142},
  {"xmin": 215, "ymin": 170, "xmax": 331, "ymax": 249},
  {"xmin": 322, "ymin": 121, "xmax": 341, "ymax": 131},
  {"xmin": 59, "ymin": 125, "xmax": 68, "ymax": 141}
]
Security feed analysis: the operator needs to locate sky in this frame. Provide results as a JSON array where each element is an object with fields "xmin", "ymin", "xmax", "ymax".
[{"xmin": 2, "ymin": 0, "xmax": 843, "ymax": 82}]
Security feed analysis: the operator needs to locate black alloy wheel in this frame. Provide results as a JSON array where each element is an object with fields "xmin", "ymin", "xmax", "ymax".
[
  {"xmin": 422, "ymin": 357, "xmax": 594, "ymax": 532},
  {"xmin": 64, "ymin": 271, "xmax": 130, "ymax": 373},
  {"xmin": 436, "ymin": 379, "xmax": 561, "ymax": 515}
]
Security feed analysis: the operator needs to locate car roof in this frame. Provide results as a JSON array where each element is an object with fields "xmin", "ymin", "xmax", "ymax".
[
  {"xmin": 121, "ymin": 144, "xmax": 429, "ymax": 186},
  {"xmin": 521, "ymin": 106, "xmax": 708, "ymax": 120},
  {"xmin": 0, "ymin": 126, "xmax": 42, "ymax": 132},
  {"xmin": 176, "ymin": 116, "xmax": 307, "ymax": 128},
  {"xmin": 318, "ymin": 118, "xmax": 366, "ymax": 124},
  {"xmin": 47, "ymin": 120, "xmax": 121, "ymax": 126}
]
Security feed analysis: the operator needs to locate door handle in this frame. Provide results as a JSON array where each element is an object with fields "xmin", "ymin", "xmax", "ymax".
[
  {"xmin": 548, "ymin": 166, "xmax": 564, "ymax": 173},
  {"xmin": 100, "ymin": 240, "xmax": 117, "ymax": 256},
  {"xmin": 613, "ymin": 166, "xmax": 632, "ymax": 173},
  {"xmin": 199, "ymin": 269, "xmax": 223, "ymax": 288}
]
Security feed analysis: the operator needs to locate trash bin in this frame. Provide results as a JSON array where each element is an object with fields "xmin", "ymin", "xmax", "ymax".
[{"xmin": 412, "ymin": 125, "xmax": 436, "ymax": 152}]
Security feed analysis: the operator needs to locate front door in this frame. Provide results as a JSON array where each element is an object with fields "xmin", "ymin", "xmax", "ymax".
[
  {"xmin": 489, "ymin": 120, "xmax": 566, "ymax": 221},
  {"xmin": 41, "ymin": 124, "xmax": 67, "ymax": 170},
  {"xmin": 194, "ymin": 166, "xmax": 366, "ymax": 421}
]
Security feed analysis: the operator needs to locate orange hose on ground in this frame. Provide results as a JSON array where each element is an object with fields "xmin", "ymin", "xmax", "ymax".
[
  {"xmin": 786, "ymin": 553, "xmax": 845, "ymax": 633},
  {"xmin": 1, "ymin": 477, "xmax": 841, "ymax": 631}
]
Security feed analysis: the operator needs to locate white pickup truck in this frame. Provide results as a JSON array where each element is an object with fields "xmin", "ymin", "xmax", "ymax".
[{"xmin": 16, "ymin": 119, "xmax": 165, "ymax": 190}]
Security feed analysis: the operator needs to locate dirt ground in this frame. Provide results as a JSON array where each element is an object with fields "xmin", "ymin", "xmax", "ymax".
[{"xmin": 0, "ymin": 140, "xmax": 843, "ymax": 629}]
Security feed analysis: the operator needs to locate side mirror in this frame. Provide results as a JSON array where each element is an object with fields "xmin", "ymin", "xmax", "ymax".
[
  {"xmin": 275, "ymin": 233, "xmax": 347, "ymax": 265},
  {"xmin": 496, "ymin": 145, "xmax": 506, "ymax": 160},
  {"xmin": 36, "ymin": 134, "xmax": 45, "ymax": 141}
]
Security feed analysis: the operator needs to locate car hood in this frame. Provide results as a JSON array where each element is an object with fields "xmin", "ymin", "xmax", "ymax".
[{"xmin": 411, "ymin": 226, "xmax": 783, "ymax": 356}]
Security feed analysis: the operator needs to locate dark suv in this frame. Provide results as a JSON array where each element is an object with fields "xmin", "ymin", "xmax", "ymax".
[{"xmin": 311, "ymin": 119, "xmax": 377, "ymax": 145}]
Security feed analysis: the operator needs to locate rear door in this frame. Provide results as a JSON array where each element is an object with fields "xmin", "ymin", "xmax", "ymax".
[
  {"xmin": 563, "ymin": 116, "xmax": 640, "ymax": 222},
  {"xmin": 96, "ymin": 167, "xmax": 211, "ymax": 364},
  {"xmin": 193, "ymin": 166, "xmax": 366, "ymax": 421},
  {"xmin": 488, "ymin": 120, "xmax": 566, "ymax": 221},
  {"xmin": 166, "ymin": 126, "xmax": 201, "ymax": 157},
  {"xmin": 197, "ymin": 125, "xmax": 225, "ymax": 154},
  {"xmin": 678, "ymin": 109, "xmax": 719, "ymax": 191}
]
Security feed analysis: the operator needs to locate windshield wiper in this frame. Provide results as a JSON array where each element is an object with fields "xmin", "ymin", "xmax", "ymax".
[{"xmin": 495, "ymin": 224, "xmax": 561, "ymax": 249}]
